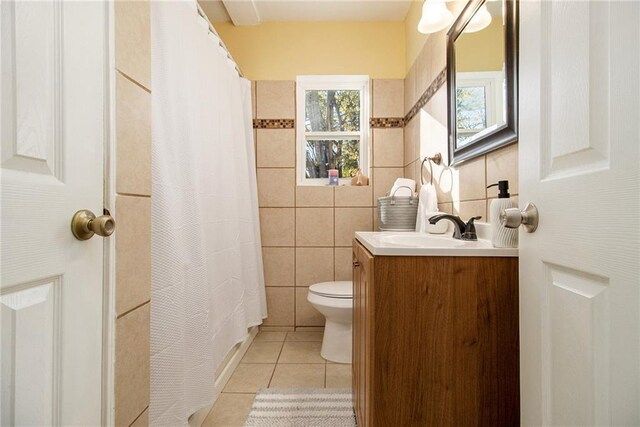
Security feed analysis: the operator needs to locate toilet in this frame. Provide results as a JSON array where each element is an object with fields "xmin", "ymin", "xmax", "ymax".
[{"xmin": 307, "ymin": 281, "xmax": 353, "ymax": 364}]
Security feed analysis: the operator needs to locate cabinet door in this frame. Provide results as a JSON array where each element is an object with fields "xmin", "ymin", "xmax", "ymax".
[
  {"xmin": 354, "ymin": 242, "xmax": 374, "ymax": 427},
  {"xmin": 352, "ymin": 243, "xmax": 361, "ymax": 421},
  {"xmin": 360, "ymin": 245, "xmax": 373, "ymax": 427}
]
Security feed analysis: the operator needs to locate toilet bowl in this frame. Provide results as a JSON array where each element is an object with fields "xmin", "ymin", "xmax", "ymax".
[{"xmin": 307, "ymin": 281, "xmax": 353, "ymax": 364}]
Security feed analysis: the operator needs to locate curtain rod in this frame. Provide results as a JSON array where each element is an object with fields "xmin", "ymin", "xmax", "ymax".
[{"xmin": 196, "ymin": 2, "xmax": 245, "ymax": 78}]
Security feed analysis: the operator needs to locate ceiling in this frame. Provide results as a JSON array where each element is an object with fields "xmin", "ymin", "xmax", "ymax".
[{"xmin": 199, "ymin": 0, "xmax": 414, "ymax": 25}]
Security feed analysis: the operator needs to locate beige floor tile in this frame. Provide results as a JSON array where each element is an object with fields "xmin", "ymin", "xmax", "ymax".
[
  {"xmin": 253, "ymin": 331, "xmax": 287, "ymax": 342},
  {"xmin": 259, "ymin": 326, "xmax": 295, "ymax": 332},
  {"xmin": 269, "ymin": 364, "xmax": 326, "ymax": 388},
  {"xmin": 326, "ymin": 364, "xmax": 353, "ymax": 388},
  {"xmin": 202, "ymin": 393, "xmax": 255, "ymax": 427},
  {"xmin": 285, "ymin": 331, "xmax": 324, "ymax": 342},
  {"xmin": 224, "ymin": 364, "xmax": 275, "ymax": 393},
  {"xmin": 294, "ymin": 326, "xmax": 325, "ymax": 332},
  {"xmin": 278, "ymin": 341, "xmax": 325, "ymax": 364},
  {"xmin": 241, "ymin": 341, "xmax": 283, "ymax": 364}
]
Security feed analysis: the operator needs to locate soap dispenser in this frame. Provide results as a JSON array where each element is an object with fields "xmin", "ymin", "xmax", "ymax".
[{"xmin": 486, "ymin": 180, "xmax": 518, "ymax": 248}]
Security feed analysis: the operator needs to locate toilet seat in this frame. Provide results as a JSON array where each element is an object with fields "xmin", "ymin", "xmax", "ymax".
[{"xmin": 308, "ymin": 281, "xmax": 352, "ymax": 299}]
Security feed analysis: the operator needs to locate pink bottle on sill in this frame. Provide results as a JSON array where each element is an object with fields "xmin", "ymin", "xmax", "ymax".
[{"xmin": 328, "ymin": 169, "xmax": 339, "ymax": 186}]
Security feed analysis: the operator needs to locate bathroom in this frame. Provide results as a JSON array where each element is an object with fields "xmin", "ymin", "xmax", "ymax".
[{"xmin": 1, "ymin": 0, "xmax": 638, "ymax": 426}]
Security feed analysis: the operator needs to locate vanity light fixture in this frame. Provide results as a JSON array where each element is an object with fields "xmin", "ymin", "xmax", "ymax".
[
  {"xmin": 463, "ymin": 4, "xmax": 492, "ymax": 33},
  {"xmin": 417, "ymin": 0, "xmax": 453, "ymax": 34}
]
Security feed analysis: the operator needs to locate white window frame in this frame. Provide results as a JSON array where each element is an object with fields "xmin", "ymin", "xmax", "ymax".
[{"xmin": 296, "ymin": 75, "xmax": 370, "ymax": 186}]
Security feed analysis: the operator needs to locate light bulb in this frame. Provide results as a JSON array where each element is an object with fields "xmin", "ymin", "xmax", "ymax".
[
  {"xmin": 464, "ymin": 4, "xmax": 492, "ymax": 33},
  {"xmin": 418, "ymin": 0, "xmax": 454, "ymax": 34}
]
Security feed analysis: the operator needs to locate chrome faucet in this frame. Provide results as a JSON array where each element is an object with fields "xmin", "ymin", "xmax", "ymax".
[{"xmin": 428, "ymin": 214, "xmax": 481, "ymax": 241}]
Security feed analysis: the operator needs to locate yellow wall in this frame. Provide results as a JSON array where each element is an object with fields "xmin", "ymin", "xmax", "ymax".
[
  {"xmin": 403, "ymin": 0, "xmax": 428, "ymax": 72},
  {"xmin": 403, "ymin": 0, "xmax": 469, "ymax": 71},
  {"xmin": 455, "ymin": 19, "xmax": 505, "ymax": 72},
  {"xmin": 214, "ymin": 21, "xmax": 406, "ymax": 80}
]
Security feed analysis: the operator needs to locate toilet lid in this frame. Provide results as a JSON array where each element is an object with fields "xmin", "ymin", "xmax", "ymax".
[{"xmin": 309, "ymin": 281, "xmax": 353, "ymax": 299}]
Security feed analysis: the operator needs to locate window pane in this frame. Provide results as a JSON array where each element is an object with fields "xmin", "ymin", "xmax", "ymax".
[
  {"xmin": 305, "ymin": 139, "xmax": 359, "ymax": 179},
  {"xmin": 305, "ymin": 90, "xmax": 360, "ymax": 132},
  {"xmin": 456, "ymin": 86, "xmax": 487, "ymax": 130}
]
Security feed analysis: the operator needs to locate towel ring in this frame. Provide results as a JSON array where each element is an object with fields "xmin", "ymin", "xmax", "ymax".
[{"xmin": 420, "ymin": 153, "xmax": 442, "ymax": 185}]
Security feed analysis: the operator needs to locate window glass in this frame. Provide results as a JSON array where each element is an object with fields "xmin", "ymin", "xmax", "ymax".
[
  {"xmin": 456, "ymin": 86, "xmax": 488, "ymax": 145},
  {"xmin": 304, "ymin": 90, "xmax": 360, "ymax": 132},
  {"xmin": 305, "ymin": 139, "xmax": 359, "ymax": 179}
]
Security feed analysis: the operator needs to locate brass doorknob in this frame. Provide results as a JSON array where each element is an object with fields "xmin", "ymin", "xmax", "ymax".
[{"xmin": 71, "ymin": 209, "xmax": 115, "ymax": 240}]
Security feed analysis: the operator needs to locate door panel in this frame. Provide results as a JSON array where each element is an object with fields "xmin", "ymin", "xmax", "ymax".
[
  {"xmin": 0, "ymin": 277, "xmax": 62, "ymax": 426},
  {"xmin": 0, "ymin": 1, "xmax": 106, "ymax": 425},
  {"xmin": 520, "ymin": 0, "xmax": 640, "ymax": 425},
  {"xmin": 542, "ymin": 263, "xmax": 611, "ymax": 425},
  {"xmin": 540, "ymin": 0, "xmax": 610, "ymax": 180},
  {"xmin": 3, "ymin": 0, "xmax": 62, "ymax": 177}
]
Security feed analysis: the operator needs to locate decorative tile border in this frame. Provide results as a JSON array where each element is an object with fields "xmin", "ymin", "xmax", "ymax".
[
  {"xmin": 369, "ymin": 117, "xmax": 405, "ymax": 128},
  {"xmin": 254, "ymin": 70, "xmax": 445, "ymax": 131},
  {"xmin": 404, "ymin": 68, "xmax": 447, "ymax": 125},
  {"xmin": 253, "ymin": 119, "xmax": 295, "ymax": 129}
]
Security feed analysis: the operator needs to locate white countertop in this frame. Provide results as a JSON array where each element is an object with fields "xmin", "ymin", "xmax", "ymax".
[{"xmin": 355, "ymin": 230, "xmax": 519, "ymax": 257}]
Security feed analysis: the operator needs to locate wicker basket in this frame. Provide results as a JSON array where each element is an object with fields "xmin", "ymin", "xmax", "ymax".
[{"xmin": 377, "ymin": 186, "xmax": 419, "ymax": 231}]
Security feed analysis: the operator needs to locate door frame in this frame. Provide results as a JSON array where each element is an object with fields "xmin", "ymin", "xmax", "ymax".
[{"xmin": 102, "ymin": 1, "xmax": 117, "ymax": 424}]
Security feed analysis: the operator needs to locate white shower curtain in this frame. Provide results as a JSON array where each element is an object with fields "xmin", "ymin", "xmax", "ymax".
[{"xmin": 150, "ymin": 1, "xmax": 267, "ymax": 424}]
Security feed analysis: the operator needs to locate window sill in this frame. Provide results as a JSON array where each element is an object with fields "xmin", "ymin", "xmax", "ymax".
[{"xmin": 297, "ymin": 178, "xmax": 355, "ymax": 187}]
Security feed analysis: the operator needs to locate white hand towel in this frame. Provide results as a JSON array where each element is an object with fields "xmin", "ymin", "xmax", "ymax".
[
  {"xmin": 390, "ymin": 178, "xmax": 416, "ymax": 197},
  {"xmin": 415, "ymin": 184, "xmax": 439, "ymax": 232}
]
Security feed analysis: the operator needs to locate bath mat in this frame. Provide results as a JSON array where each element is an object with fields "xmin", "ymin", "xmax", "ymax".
[{"xmin": 244, "ymin": 388, "xmax": 356, "ymax": 427}]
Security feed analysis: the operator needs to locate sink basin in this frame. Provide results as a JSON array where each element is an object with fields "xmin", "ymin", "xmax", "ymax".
[{"xmin": 355, "ymin": 231, "xmax": 518, "ymax": 257}]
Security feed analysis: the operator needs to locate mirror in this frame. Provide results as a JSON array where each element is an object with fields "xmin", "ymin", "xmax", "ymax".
[{"xmin": 447, "ymin": 0, "xmax": 518, "ymax": 165}]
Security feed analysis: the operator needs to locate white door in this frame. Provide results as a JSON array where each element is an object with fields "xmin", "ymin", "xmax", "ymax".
[
  {"xmin": 519, "ymin": 0, "xmax": 640, "ymax": 425},
  {"xmin": 1, "ymin": 1, "xmax": 107, "ymax": 425}
]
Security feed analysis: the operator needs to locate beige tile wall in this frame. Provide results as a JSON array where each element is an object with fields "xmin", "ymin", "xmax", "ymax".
[
  {"xmin": 403, "ymin": 27, "xmax": 518, "ymax": 223},
  {"xmin": 114, "ymin": 0, "xmax": 151, "ymax": 425},
  {"xmin": 255, "ymin": 79, "xmax": 404, "ymax": 329}
]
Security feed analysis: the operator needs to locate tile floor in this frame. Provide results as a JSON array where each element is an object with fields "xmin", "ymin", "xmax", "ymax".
[{"xmin": 202, "ymin": 330, "xmax": 353, "ymax": 426}]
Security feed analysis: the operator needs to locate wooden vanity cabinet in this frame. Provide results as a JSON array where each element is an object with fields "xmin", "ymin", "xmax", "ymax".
[
  {"xmin": 352, "ymin": 239, "xmax": 519, "ymax": 426},
  {"xmin": 352, "ymin": 242, "xmax": 374, "ymax": 426}
]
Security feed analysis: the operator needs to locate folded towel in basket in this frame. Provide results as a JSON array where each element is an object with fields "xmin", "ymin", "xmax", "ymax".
[{"xmin": 389, "ymin": 178, "xmax": 416, "ymax": 197}]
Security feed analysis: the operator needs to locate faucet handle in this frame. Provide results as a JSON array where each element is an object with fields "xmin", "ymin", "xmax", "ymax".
[
  {"xmin": 462, "ymin": 216, "xmax": 481, "ymax": 241},
  {"xmin": 465, "ymin": 216, "xmax": 481, "ymax": 228}
]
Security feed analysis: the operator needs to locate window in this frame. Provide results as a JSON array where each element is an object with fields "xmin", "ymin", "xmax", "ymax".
[
  {"xmin": 296, "ymin": 75, "xmax": 370, "ymax": 185},
  {"xmin": 455, "ymin": 71, "xmax": 505, "ymax": 146}
]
